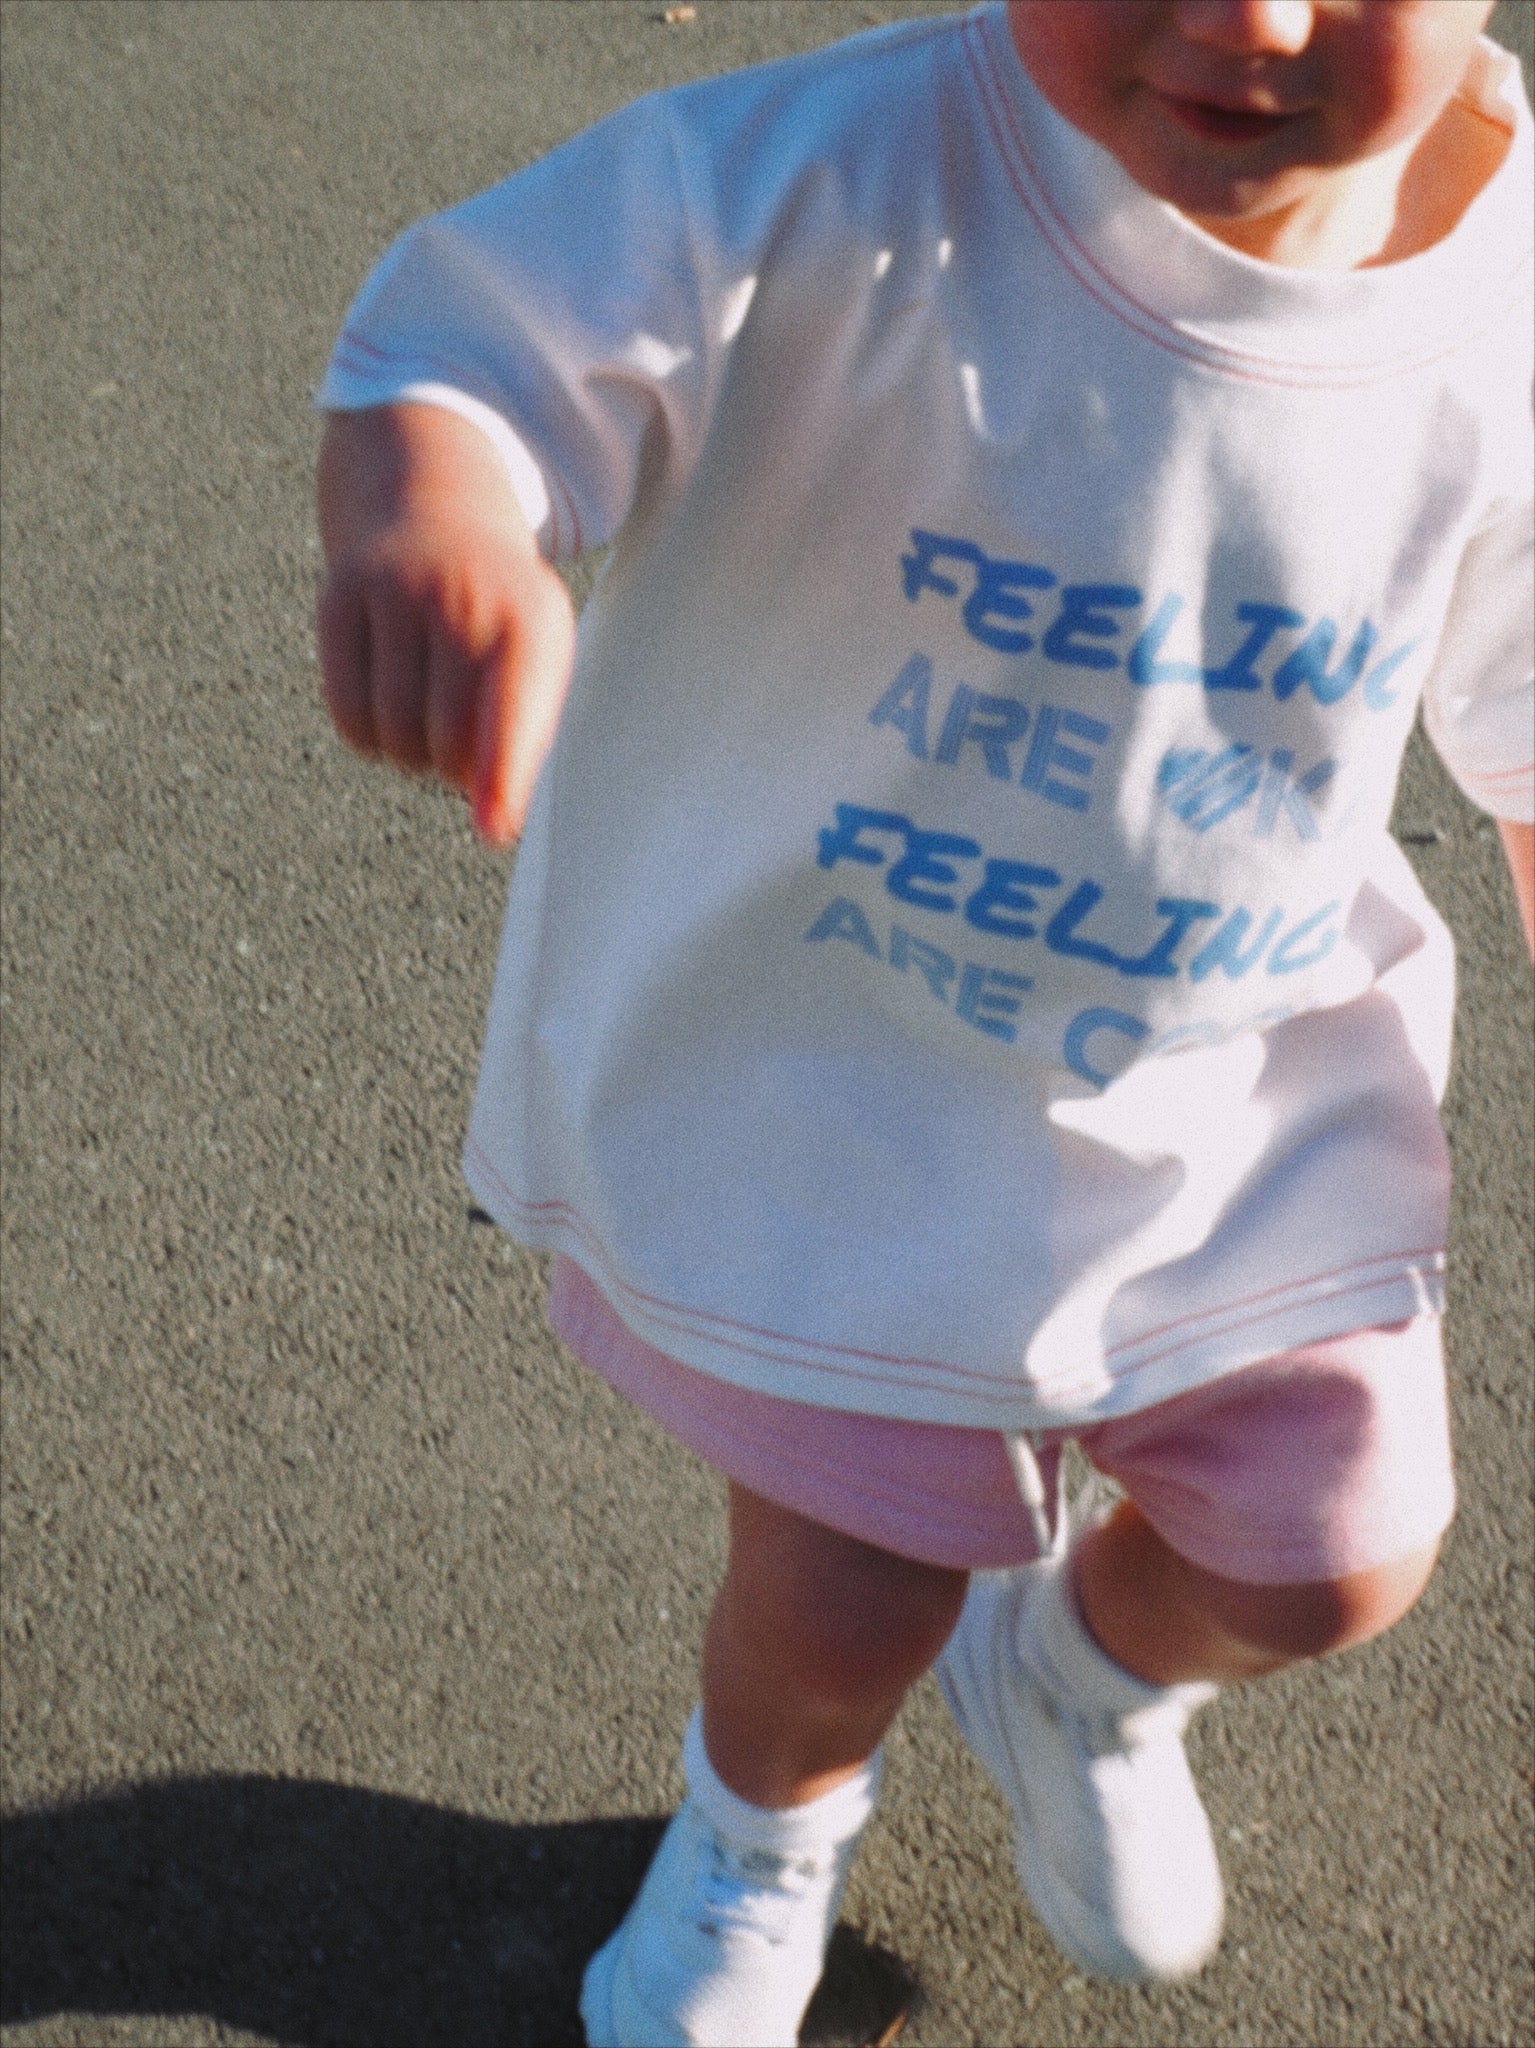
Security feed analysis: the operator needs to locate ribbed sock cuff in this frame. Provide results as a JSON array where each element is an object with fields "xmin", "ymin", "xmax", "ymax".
[
  {"xmin": 1033, "ymin": 1554, "xmax": 1218, "ymax": 1720},
  {"xmin": 682, "ymin": 1708, "xmax": 881, "ymax": 1854}
]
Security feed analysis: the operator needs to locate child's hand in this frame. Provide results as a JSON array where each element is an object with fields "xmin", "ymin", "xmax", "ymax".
[
  {"xmin": 315, "ymin": 403, "xmax": 575, "ymax": 846},
  {"xmin": 1499, "ymin": 819, "xmax": 1535, "ymax": 962}
]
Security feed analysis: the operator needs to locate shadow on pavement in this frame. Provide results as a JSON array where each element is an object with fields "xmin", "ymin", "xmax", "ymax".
[{"xmin": 2, "ymin": 1775, "xmax": 917, "ymax": 2046}]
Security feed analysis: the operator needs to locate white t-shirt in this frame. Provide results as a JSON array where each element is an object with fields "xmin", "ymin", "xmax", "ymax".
[{"xmin": 319, "ymin": 5, "xmax": 1534, "ymax": 1429}]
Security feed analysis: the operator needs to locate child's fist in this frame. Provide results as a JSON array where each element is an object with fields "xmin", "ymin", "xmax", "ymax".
[{"xmin": 315, "ymin": 403, "xmax": 575, "ymax": 846}]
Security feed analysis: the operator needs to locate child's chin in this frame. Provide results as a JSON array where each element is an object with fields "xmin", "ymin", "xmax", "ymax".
[{"xmin": 1123, "ymin": 136, "xmax": 1314, "ymax": 232}]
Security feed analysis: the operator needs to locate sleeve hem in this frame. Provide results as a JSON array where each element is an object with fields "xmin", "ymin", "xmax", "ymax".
[{"xmin": 315, "ymin": 372, "xmax": 555, "ymax": 547}]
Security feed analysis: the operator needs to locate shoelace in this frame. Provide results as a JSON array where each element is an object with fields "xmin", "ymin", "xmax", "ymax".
[{"xmin": 691, "ymin": 1830, "xmax": 831, "ymax": 1946}]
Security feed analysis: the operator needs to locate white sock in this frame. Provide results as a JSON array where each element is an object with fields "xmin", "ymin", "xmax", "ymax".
[
  {"xmin": 1028, "ymin": 1554, "xmax": 1218, "ymax": 1719},
  {"xmin": 682, "ymin": 1707, "xmax": 881, "ymax": 1855}
]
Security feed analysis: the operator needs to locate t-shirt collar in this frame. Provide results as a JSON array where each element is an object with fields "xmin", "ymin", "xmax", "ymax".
[{"xmin": 970, "ymin": 3, "xmax": 1532, "ymax": 379}]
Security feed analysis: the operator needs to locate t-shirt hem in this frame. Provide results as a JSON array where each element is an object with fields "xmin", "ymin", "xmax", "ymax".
[
  {"xmin": 464, "ymin": 1139, "xmax": 1447, "ymax": 1431},
  {"xmin": 1450, "ymin": 763, "xmax": 1535, "ymax": 824}
]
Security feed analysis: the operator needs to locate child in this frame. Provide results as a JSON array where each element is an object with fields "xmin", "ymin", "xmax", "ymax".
[{"xmin": 315, "ymin": 3, "xmax": 1534, "ymax": 2042}]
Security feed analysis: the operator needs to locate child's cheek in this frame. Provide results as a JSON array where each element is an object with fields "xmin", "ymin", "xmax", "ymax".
[
  {"xmin": 1327, "ymin": 8, "xmax": 1493, "ymax": 163},
  {"xmin": 1007, "ymin": 2, "xmax": 1153, "ymax": 161}
]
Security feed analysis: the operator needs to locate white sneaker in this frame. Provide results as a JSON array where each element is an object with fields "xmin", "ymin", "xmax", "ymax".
[
  {"xmin": 937, "ymin": 1554, "xmax": 1224, "ymax": 1982},
  {"xmin": 581, "ymin": 1710, "xmax": 879, "ymax": 2047}
]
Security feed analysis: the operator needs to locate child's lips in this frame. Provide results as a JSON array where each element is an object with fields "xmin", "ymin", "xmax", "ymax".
[{"xmin": 1156, "ymin": 94, "xmax": 1301, "ymax": 145}]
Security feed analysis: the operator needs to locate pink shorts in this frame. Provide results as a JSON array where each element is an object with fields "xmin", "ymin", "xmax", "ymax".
[{"xmin": 550, "ymin": 1259, "xmax": 1455, "ymax": 1584}]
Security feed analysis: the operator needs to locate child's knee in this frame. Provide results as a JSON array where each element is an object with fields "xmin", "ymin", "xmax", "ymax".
[{"xmin": 1214, "ymin": 1537, "xmax": 1442, "ymax": 1662}]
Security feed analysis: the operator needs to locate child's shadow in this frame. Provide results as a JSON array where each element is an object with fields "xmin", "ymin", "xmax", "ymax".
[{"xmin": 2, "ymin": 1775, "xmax": 917, "ymax": 2046}]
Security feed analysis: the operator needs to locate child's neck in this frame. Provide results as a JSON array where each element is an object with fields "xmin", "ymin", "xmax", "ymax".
[{"xmin": 1187, "ymin": 91, "xmax": 1510, "ymax": 272}]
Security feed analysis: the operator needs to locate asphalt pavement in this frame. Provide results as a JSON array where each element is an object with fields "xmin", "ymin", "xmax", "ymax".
[{"xmin": 2, "ymin": 5, "xmax": 1531, "ymax": 2044}]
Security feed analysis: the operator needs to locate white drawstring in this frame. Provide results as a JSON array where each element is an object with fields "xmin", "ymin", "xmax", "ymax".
[{"xmin": 1004, "ymin": 1429, "xmax": 1062, "ymax": 1558}]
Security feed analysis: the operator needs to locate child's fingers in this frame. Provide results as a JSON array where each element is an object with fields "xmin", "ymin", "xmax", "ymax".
[
  {"xmin": 317, "ymin": 519, "xmax": 573, "ymax": 838},
  {"xmin": 470, "ymin": 625, "xmax": 525, "ymax": 847},
  {"xmin": 363, "ymin": 580, "xmax": 433, "ymax": 773},
  {"xmin": 423, "ymin": 622, "xmax": 481, "ymax": 794},
  {"xmin": 472, "ymin": 571, "xmax": 576, "ymax": 847},
  {"xmin": 315, "ymin": 575, "xmax": 379, "ymax": 757}
]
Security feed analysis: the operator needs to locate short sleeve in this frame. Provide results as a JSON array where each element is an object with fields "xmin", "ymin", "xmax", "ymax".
[
  {"xmin": 316, "ymin": 91, "xmax": 710, "ymax": 562},
  {"xmin": 1420, "ymin": 491, "xmax": 1535, "ymax": 823}
]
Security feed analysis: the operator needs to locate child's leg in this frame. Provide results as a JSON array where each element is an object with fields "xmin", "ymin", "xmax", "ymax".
[
  {"xmin": 937, "ymin": 1317, "xmax": 1454, "ymax": 1986},
  {"xmin": 701, "ymin": 1479, "xmax": 971, "ymax": 1808},
  {"xmin": 583, "ymin": 1485, "xmax": 965, "ymax": 2045},
  {"xmin": 1074, "ymin": 1499, "xmax": 1440, "ymax": 1686}
]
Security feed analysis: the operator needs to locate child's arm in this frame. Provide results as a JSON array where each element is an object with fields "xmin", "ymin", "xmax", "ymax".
[
  {"xmin": 315, "ymin": 401, "xmax": 575, "ymax": 846},
  {"xmin": 1499, "ymin": 819, "xmax": 1535, "ymax": 960}
]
